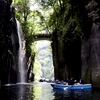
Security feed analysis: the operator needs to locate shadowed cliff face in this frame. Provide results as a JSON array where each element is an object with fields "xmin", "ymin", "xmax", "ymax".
[
  {"xmin": 69, "ymin": 0, "xmax": 100, "ymax": 88},
  {"xmin": 81, "ymin": 0, "xmax": 100, "ymax": 88},
  {"xmin": 0, "ymin": 0, "xmax": 18, "ymax": 84},
  {"xmin": 52, "ymin": 0, "xmax": 100, "ymax": 88},
  {"xmin": 0, "ymin": 0, "xmax": 33, "ymax": 85}
]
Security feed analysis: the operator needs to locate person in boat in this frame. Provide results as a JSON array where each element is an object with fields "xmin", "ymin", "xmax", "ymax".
[
  {"xmin": 74, "ymin": 80, "xmax": 77, "ymax": 84},
  {"xmin": 60, "ymin": 80, "xmax": 67, "ymax": 85},
  {"xmin": 60, "ymin": 80, "xmax": 64, "ymax": 84},
  {"xmin": 66, "ymin": 78, "xmax": 69, "ymax": 83},
  {"xmin": 55, "ymin": 79, "xmax": 61, "ymax": 84},
  {"xmin": 68, "ymin": 77, "xmax": 74, "ymax": 85},
  {"xmin": 79, "ymin": 78, "xmax": 84, "ymax": 84}
]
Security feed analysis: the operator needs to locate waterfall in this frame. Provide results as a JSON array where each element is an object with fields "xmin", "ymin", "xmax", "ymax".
[{"xmin": 16, "ymin": 19, "xmax": 26, "ymax": 83}]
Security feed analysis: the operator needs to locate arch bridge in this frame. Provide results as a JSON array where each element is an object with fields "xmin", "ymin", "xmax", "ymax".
[{"xmin": 34, "ymin": 32, "xmax": 52, "ymax": 41}]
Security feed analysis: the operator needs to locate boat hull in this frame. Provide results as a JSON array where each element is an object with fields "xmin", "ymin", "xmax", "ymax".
[{"xmin": 51, "ymin": 83, "xmax": 92, "ymax": 90}]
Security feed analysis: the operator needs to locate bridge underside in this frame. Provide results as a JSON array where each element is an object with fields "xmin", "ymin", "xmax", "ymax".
[{"xmin": 34, "ymin": 34, "xmax": 52, "ymax": 41}]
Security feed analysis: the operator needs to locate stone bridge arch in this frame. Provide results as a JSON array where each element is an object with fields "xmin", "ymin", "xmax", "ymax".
[{"xmin": 33, "ymin": 32, "xmax": 52, "ymax": 41}]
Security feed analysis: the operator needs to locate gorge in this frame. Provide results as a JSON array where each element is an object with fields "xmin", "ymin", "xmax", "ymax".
[{"xmin": 0, "ymin": 0, "xmax": 100, "ymax": 89}]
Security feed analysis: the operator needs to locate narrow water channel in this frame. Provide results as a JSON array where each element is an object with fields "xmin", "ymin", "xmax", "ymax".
[{"xmin": 0, "ymin": 82, "xmax": 100, "ymax": 100}]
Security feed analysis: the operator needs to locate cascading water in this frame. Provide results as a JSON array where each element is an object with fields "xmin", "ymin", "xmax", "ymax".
[{"xmin": 16, "ymin": 19, "xmax": 26, "ymax": 83}]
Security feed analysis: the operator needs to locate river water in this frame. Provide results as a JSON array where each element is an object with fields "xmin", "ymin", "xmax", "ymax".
[{"xmin": 0, "ymin": 82, "xmax": 100, "ymax": 100}]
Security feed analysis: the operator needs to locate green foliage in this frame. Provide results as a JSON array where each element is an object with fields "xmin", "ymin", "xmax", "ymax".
[
  {"xmin": 13, "ymin": 0, "xmax": 54, "ymax": 80},
  {"xmin": 33, "ymin": 41, "xmax": 54, "ymax": 79},
  {"xmin": 13, "ymin": 0, "xmax": 83, "ymax": 80},
  {"xmin": 47, "ymin": 0, "xmax": 71, "ymax": 31},
  {"xmin": 33, "ymin": 59, "xmax": 42, "ymax": 81},
  {"xmin": 13, "ymin": 0, "xmax": 33, "ymax": 55},
  {"xmin": 14, "ymin": 0, "xmax": 30, "ymax": 21},
  {"xmin": 45, "ymin": 0, "xmax": 82, "ymax": 44}
]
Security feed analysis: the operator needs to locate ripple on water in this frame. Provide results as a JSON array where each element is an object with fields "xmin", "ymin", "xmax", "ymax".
[{"xmin": 1, "ymin": 82, "xmax": 100, "ymax": 100}]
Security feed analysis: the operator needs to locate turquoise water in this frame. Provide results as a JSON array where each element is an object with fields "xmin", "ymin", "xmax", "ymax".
[{"xmin": 0, "ymin": 82, "xmax": 100, "ymax": 100}]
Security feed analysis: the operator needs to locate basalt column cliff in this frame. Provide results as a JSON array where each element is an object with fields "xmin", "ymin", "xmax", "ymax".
[
  {"xmin": 0, "ymin": 0, "xmax": 34, "ymax": 85},
  {"xmin": 51, "ymin": 0, "xmax": 100, "ymax": 88},
  {"xmin": 0, "ymin": 0, "xmax": 18, "ymax": 84}
]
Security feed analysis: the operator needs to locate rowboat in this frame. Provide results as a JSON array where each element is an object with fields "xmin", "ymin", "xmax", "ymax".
[{"xmin": 51, "ymin": 83, "xmax": 92, "ymax": 90}]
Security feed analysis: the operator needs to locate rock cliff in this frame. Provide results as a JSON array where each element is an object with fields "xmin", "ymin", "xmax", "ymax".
[{"xmin": 51, "ymin": 0, "xmax": 100, "ymax": 88}]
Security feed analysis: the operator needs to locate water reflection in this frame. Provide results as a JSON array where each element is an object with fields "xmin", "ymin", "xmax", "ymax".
[
  {"xmin": 1, "ymin": 83, "xmax": 34, "ymax": 100},
  {"xmin": 92, "ymin": 89, "xmax": 100, "ymax": 100},
  {"xmin": 53, "ymin": 88, "xmax": 92, "ymax": 100},
  {"xmin": 0, "ymin": 82, "xmax": 100, "ymax": 100},
  {"xmin": 33, "ymin": 82, "xmax": 54, "ymax": 99},
  {"xmin": 0, "ymin": 82, "xmax": 54, "ymax": 100}
]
